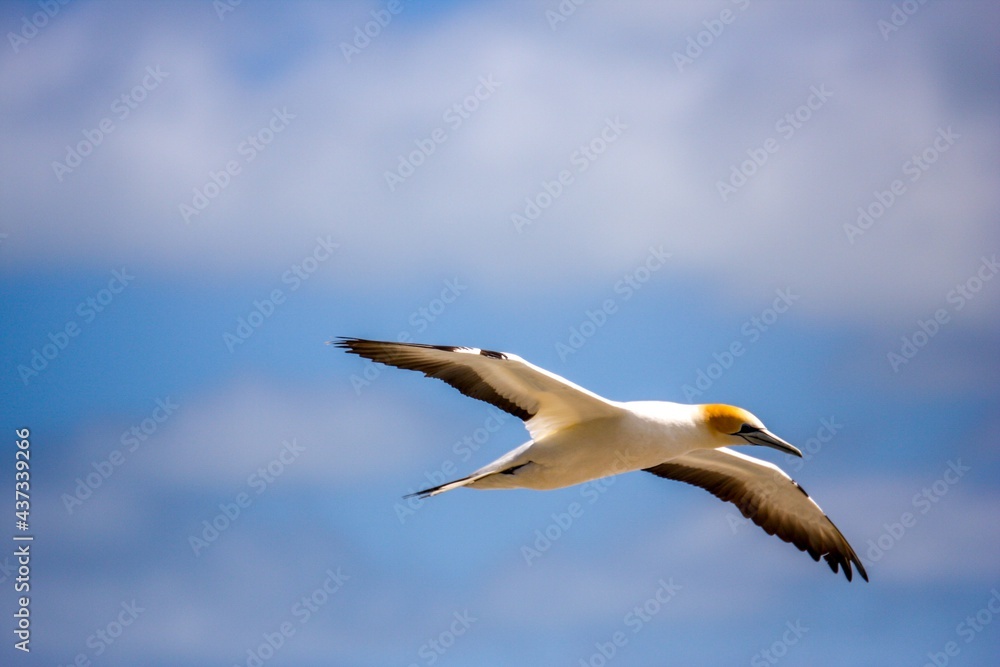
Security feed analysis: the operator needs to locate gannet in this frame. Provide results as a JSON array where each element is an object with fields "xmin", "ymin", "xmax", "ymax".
[{"xmin": 336, "ymin": 337, "xmax": 868, "ymax": 582}]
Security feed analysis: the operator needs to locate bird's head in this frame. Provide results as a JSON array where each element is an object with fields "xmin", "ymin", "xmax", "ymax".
[{"xmin": 698, "ymin": 403, "xmax": 802, "ymax": 457}]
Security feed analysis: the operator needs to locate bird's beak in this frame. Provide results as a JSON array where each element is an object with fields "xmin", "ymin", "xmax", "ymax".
[{"xmin": 742, "ymin": 429, "xmax": 803, "ymax": 457}]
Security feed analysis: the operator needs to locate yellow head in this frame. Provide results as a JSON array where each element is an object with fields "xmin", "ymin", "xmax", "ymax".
[{"xmin": 699, "ymin": 403, "xmax": 802, "ymax": 456}]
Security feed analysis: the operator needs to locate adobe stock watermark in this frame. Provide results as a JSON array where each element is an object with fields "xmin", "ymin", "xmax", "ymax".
[
  {"xmin": 179, "ymin": 107, "xmax": 295, "ymax": 224},
  {"xmin": 555, "ymin": 245, "xmax": 671, "ymax": 361},
  {"xmin": 59, "ymin": 599, "xmax": 145, "ymax": 665},
  {"xmin": 921, "ymin": 588, "xmax": 1000, "ymax": 667},
  {"xmin": 672, "ymin": 0, "xmax": 750, "ymax": 73},
  {"xmin": 782, "ymin": 416, "xmax": 841, "ymax": 474},
  {"xmin": 511, "ymin": 116, "xmax": 627, "ymax": 233},
  {"xmin": 878, "ymin": 0, "xmax": 935, "ymax": 41},
  {"xmin": 51, "ymin": 65, "xmax": 169, "ymax": 182},
  {"xmin": 750, "ymin": 620, "xmax": 809, "ymax": 667},
  {"xmin": 340, "ymin": 0, "xmax": 408, "ymax": 63},
  {"xmin": 347, "ymin": 277, "xmax": 468, "ymax": 395},
  {"xmin": 61, "ymin": 397, "xmax": 180, "ymax": 514},
  {"xmin": 681, "ymin": 288, "xmax": 799, "ymax": 401},
  {"xmin": 384, "ymin": 75, "xmax": 500, "ymax": 192},
  {"xmin": 223, "ymin": 236, "xmax": 339, "ymax": 352},
  {"xmin": 577, "ymin": 577, "xmax": 681, "ymax": 667},
  {"xmin": 886, "ymin": 253, "xmax": 997, "ymax": 372},
  {"xmin": 188, "ymin": 438, "xmax": 306, "ymax": 556},
  {"xmin": 233, "ymin": 566, "xmax": 349, "ymax": 667},
  {"xmin": 213, "ymin": 0, "xmax": 243, "ymax": 20},
  {"xmin": 717, "ymin": 84, "xmax": 832, "ymax": 202},
  {"xmin": 863, "ymin": 459, "xmax": 969, "ymax": 566},
  {"xmin": 17, "ymin": 268, "xmax": 135, "ymax": 386},
  {"xmin": 7, "ymin": 0, "xmax": 72, "ymax": 54},
  {"xmin": 545, "ymin": 0, "xmax": 587, "ymax": 31},
  {"xmin": 395, "ymin": 406, "xmax": 512, "ymax": 523},
  {"xmin": 408, "ymin": 610, "xmax": 477, "ymax": 667},
  {"xmin": 844, "ymin": 126, "xmax": 958, "ymax": 244}
]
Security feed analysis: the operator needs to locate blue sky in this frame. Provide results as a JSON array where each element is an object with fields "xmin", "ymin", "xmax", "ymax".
[{"xmin": 1, "ymin": 1, "xmax": 999, "ymax": 665}]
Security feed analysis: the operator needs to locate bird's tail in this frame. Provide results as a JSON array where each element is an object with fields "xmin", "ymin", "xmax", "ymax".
[
  {"xmin": 405, "ymin": 459, "xmax": 534, "ymax": 499},
  {"xmin": 404, "ymin": 473, "xmax": 482, "ymax": 499},
  {"xmin": 403, "ymin": 471, "xmax": 497, "ymax": 498}
]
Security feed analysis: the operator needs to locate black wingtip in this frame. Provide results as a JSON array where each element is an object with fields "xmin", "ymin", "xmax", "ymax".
[
  {"xmin": 332, "ymin": 336, "xmax": 373, "ymax": 353},
  {"xmin": 329, "ymin": 336, "xmax": 356, "ymax": 347},
  {"xmin": 826, "ymin": 551, "xmax": 869, "ymax": 583}
]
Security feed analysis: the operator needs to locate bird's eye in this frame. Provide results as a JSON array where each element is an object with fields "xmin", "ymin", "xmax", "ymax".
[{"xmin": 733, "ymin": 423, "xmax": 761, "ymax": 435}]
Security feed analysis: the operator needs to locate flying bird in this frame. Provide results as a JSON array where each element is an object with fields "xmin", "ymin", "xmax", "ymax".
[{"xmin": 336, "ymin": 337, "xmax": 868, "ymax": 582}]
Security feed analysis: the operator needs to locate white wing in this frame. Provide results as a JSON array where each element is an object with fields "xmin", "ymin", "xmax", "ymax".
[
  {"xmin": 335, "ymin": 338, "xmax": 621, "ymax": 441},
  {"xmin": 646, "ymin": 447, "xmax": 867, "ymax": 582}
]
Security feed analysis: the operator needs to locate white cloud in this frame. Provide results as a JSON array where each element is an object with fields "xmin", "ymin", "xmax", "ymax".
[
  {"xmin": 1, "ymin": 3, "xmax": 996, "ymax": 331},
  {"xmin": 140, "ymin": 379, "xmax": 439, "ymax": 487}
]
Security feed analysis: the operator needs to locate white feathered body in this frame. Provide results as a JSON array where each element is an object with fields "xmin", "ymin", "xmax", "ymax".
[{"xmin": 465, "ymin": 401, "xmax": 710, "ymax": 491}]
